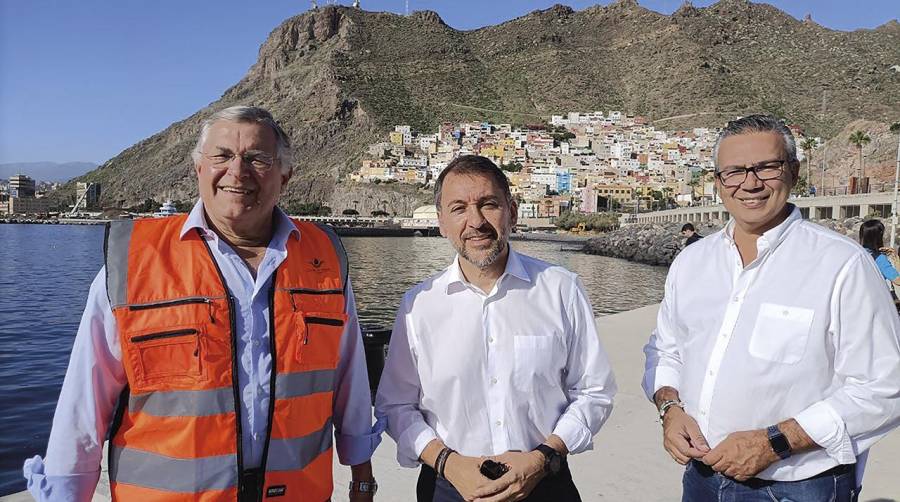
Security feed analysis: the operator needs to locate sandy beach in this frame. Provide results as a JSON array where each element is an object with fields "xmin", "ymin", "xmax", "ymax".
[{"xmin": 5, "ymin": 304, "xmax": 898, "ymax": 501}]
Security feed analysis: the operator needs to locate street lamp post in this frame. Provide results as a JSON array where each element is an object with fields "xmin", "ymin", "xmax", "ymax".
[{"xmin": 891, "ymin": 132, "xmax": 900, "ymax": 247}]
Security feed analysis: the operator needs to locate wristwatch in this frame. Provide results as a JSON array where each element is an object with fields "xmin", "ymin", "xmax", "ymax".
[
  {"xmin": 533, "ymin": 444, "xmax": 563, "ymax": 476},
  {"xmin": 766, "ymin": 425, "xmax": 792, "ymax": 460},
  {"xmin": 349, "ymin": 480, "xmax": 378, "ymax": 494}
]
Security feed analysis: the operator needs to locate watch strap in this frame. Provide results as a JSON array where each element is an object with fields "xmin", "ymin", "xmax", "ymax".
[
  {"xmin": 349, "ymin": 480, "xmax": 378, "ymax": 494},
  {"xmin": 533, "ymin": 444, "xmax": 562, "ymax": 475}
]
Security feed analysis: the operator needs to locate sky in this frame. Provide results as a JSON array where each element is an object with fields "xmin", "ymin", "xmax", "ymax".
[{"xmin": 1, "ymin": 0, "xmax": 897, "ymax": 165}]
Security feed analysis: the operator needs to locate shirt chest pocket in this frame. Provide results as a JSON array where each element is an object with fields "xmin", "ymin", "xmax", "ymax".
[
  {"xmin": 748, "ymin": 303, "xmax": 814, "ymax": 364},
  {"xmin": 512, "ymin": 334, "xmax": 560, "ymax": 391}
]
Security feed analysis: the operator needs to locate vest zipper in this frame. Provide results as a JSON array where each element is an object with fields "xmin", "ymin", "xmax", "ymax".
[
  {"xmin": 198, "ymin": 230, "xmax": 244, "ymax": 500},
  {"xmin": 130, "ymin": 328, "xmax": 199, "ymax": 343},
  {"xmin": 258, "ymin": 280, "xmax": 278, "ymax": 500},
  {"xmin": 285, "ymin": 288, "xmax": 343, "ymax": 312},
  {"xmin": 128, "ymin": 297, "xmax": 217, "ymax": 324},
  {"xmin": 303, "ymin": 316, "xmax": 346, "ymax": 344}
]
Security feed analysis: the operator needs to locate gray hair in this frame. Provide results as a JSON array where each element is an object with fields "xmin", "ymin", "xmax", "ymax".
[
  {"xmin": 434, "ymin": 155, "xmax": 512, "ymax": 209},
  {"xmin": 191, "ymin": 106, "xmax": 293, "ymax": 174},
  {"xmin": 712, "ymin": 114, "xmax": 798, "ymax": 170}
]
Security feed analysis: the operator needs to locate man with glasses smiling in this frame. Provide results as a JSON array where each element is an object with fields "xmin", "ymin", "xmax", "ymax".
[
  {"xmin": 23, "ymin": 106, "xmax": 381, "ymax": 501},
  {"xmin": 643, "ymin": 114, "xmax": 900, "ymax": 501}
]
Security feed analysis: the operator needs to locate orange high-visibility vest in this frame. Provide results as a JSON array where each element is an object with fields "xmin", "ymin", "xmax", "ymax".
[{"xmin": 104, "ymin": 214, "xmax": 349, "ymax": 501}]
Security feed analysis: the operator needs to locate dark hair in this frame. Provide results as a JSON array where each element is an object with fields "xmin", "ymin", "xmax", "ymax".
[
  {"xmin": 434, "ymin": 155, "xmax": 512, "ymax": 208},
  {"xmin": 712, "ymin": 114, "xmax": 798, "ymax": 171},
  {"xmin": 681, "ymin": 223, "xmax": 696, "ymax": 232},
  {"xmin": 859, "ymin": 219, "xmax": 886, "ymax": 252}
]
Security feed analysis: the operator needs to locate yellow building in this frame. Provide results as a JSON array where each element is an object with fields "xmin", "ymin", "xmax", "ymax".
[
  {"xmin": 389, "ymin": 131, "xmax": 404, "ymax": 145},
  {"xmin": 594, "ymin": 184, "xmax": 634, "ymax": 202}
]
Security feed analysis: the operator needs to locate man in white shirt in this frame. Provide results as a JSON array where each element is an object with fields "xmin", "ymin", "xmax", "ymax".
[
  {"xmin": 643, "ymin": 114, "xmax": 900, "ymax": 501},
  {"xmin": 376, "ymin": 155, "xmax": 616, "ymax": 502}
]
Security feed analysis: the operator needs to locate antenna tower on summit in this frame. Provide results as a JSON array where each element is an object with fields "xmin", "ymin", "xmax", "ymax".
[
  {"xmin": 405, "ymin": 0, "xmax": 409, "ymax": 16},
  {"xmin": 353, "ymin": 0, "xmax": 360, "ymax": 7},
  {"xmin": 311, "ymin": 0, "xmax": 317, "ymax": 9}
]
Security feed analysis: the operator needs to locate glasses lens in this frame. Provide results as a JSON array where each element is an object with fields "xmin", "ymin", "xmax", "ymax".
[
  {"xmin": 755, "ymin": 163, "xmax": 783, "ymax": 180},
  {"xmin": 718, "ymin": 170, "xmax": 745, "ymax": 187}
]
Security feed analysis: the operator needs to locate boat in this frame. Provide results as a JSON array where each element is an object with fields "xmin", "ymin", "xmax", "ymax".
[{"xmin": 153, "ymin": 200, "xmax": 178, "ymax": 217}]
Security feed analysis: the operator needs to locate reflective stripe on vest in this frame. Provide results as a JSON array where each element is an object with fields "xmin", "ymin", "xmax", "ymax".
[{"xmin": 104, "ymin": 216, "xmax": 347, "ymax": 501}]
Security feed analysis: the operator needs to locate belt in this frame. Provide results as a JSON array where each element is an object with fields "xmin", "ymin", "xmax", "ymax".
[{"xmin": 691, "ymin": 460, "xmax": 853, "ymax": 489}]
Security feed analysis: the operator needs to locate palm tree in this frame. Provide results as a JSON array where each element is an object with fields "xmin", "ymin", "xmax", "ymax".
[
  {"xmin": 800, "ymin": 137, "xmax": 817, "ymax": 194},
  {"xmin": 848, "ymin": 130, "xmax": 872, "ymax": 180}
]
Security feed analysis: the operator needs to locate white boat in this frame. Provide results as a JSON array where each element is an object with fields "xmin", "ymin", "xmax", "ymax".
[{"xmin": 153, "ymin": 200, "xmax": 178, "ymax": 217}]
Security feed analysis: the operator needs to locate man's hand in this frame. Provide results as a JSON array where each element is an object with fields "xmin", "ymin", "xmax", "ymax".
[
  {"xmin": 471, "ymin": 451, "xmax": 546, "ymax": 502},
  {"xmin": 444, "ymin": 453, "xmax": 495, "ymax": 501},
  {"xmin": 662, "ymin": 406, "xmax": 710, "ymax": 464},
  {"xmin": 701, "ymin": 430, "xmax": 779, "ymax": 481}
]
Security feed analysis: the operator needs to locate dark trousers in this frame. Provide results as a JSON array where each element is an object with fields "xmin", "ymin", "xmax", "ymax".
[{"xmin": 417, "ymin": 463, "xmax": 582, "ymax": 502}]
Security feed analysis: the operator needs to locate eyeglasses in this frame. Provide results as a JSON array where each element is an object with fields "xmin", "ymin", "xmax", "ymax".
[
  {"xmin": 715, "ymin": 160, "xmax": 788, "ymax": 187},
  {"xmin": 203, "ymin": 151, "xmax": 276, "ymax": 173}
]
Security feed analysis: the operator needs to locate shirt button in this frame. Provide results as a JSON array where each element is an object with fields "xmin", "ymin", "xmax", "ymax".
[
  {"xmin": 495, "ymin": 420, "xmax": 502, "ymax": 426},
  {"xmin": 720, "ymin": 333, "xmax": 727, "ymax": 338},
  {"xmin": 732, "ymin": 296, "xmax": 740, "ymax": 302},
  {"xmin": 700, "ymin": 410, "xmax": 707, "ymax": 416},
  {"xmin": 708, "ymin": 370, "xmax": 714, "ymax": 376},
  {"xmin": 490, "ymin": 378, "xmax": 498, "ymax": 385},
  {"xmin": 253, "ymin": 340, "xmax": 260, "ymax": 347},
  {"xmin": 489, "ymin": 337, "xmax": 495, "ymax": 344}
]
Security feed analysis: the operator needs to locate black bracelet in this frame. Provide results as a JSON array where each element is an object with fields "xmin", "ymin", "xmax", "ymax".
[{"xmin": 435, "ymin": 447, "xmax": 455, "ymax": 479}]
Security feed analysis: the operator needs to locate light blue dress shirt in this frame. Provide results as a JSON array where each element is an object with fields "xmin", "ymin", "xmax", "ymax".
[{"xmin": 23, "ymin": 201, "xmax": 381, "ymax": 501}]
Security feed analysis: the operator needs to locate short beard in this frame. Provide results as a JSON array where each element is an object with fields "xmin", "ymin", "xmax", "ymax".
[{"xmin": 458, "ymin": 234, "xmax": 508, "ymax": 270}]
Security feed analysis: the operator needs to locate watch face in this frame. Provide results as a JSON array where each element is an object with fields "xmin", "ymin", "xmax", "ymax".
[
  {"xmin": 770, "ymin": 434, "xmax": 790, "ymax": 455},
  {"xmin": 548, "ymin": 454, "xmax": 562, "ymax": 474}
]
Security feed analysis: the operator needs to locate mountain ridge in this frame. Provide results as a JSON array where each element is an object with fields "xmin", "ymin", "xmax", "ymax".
[{"xmin": 74, "ymin": 2, "xmax": 899, "ymax": 213}]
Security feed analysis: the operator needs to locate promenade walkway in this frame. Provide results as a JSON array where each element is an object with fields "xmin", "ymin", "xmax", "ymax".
[{"xmin": 5, "ymin": 305, "xmax": 898, "ymax": 501}]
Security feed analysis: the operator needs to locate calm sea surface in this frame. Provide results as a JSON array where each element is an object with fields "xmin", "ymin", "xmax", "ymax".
[{"xmin": 0, "ymin": 224, "xmax": 667, "ymax": 495}]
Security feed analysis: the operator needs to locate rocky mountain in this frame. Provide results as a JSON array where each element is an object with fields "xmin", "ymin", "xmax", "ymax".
[
  {"xmin": 810, "ymin": 120, "xmax": 900, "ymax": 191},
  {"xmin": 77, "ymin": 0, "xmax": 899, "ymax": 213}
]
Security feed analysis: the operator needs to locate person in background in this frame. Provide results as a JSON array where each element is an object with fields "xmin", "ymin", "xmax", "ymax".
[
  {"xmin": 859, "ymin": 219, "xmax": 900, "ymax": 288},
  {"xmin": 681, "ymin": 223, "xmax": 702, "ymax": 246}
]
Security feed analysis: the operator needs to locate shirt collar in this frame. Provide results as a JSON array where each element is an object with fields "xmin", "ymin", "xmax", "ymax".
[
  {"xmin": 179, "ymin": 200, "xmax": 301, "ymax": 244},
  {"xmin": 444, "ymin": 245, "xmax": 531, "ymax": 294},
  {"xmin": 723, "ymin": 203, "xmax": 801, "ymax": 251}
]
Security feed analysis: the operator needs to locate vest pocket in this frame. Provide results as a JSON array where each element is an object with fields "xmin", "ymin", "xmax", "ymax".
[
  {"xmin": 296, "ymin": 313, "xmax": 347, "ymax": 368},
  {"xmin": 128, "ymin": 326, "xmax": 206, "ymax": 389}
]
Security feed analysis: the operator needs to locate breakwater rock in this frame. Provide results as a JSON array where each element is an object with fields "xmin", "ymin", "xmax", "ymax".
[
  {"xmin": 583, "ymin": 217, "xmax": 874, "ymax": 266},
  {"xmin": 583, "ymin": 221, "xmax": 723, "ymax": 266}
]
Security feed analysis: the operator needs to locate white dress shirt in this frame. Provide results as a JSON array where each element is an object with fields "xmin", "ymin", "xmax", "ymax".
[
  {"xmin": 375, "ymin": 249, "xmax": 616, "ymax": 467},
  {"xmin": 23, "ymin": 201, "xmax": 380, "ymax": 501},
  {"xmin": 643, "ymin": 206, "xmax": 900, "ymax": 481}
]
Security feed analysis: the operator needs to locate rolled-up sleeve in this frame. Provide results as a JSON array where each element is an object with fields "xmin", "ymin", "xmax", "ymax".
[
  {"xmin": 332, "ymin": 280, "xmax": 383, "ymax": 466},
  {"xmin": 795, "ymin": 254, "xmax": 900, "ymax": 463},
  {"xmin": 552, "ymin": 276, "xmax": 617, "ymax": 454},
  {"xmin": 374, "ymin": 292, "xmax": 438, "ymax": 468},
  {"xmin": 24, "ymin": 268, "xmax": 126, "ymax": 502},
  {"xmin": 642, "ymin": 268, "xmax": 683, "ymax": 401}
]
